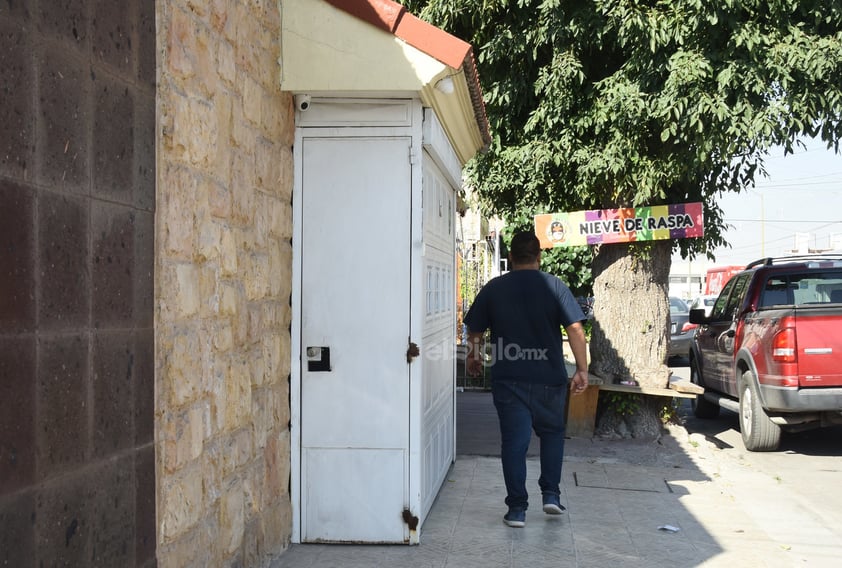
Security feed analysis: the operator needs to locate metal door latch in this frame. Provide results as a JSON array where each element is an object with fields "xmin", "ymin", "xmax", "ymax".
[
  {"xmin": 406, "ymin": 341, "xmax": 420, "ymax": 363},
  {"xmin": 306, "ymin": 346, "xmax": 331, "ymax": 372}
]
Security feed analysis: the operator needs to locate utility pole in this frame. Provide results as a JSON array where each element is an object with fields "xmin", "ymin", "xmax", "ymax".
[{"xmin": 760, "ymin": 192, "xmax": 765, "ymax": 257}]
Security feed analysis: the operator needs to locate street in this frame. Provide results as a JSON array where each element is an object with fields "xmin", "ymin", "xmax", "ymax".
[{"xmin": 668, "ymin": 355, "xmax": 842, "ymax": 563}]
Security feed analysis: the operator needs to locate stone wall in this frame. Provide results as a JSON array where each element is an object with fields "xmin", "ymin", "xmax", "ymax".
[
  {"xmin": 156, "ymin": 0, "xmax": 294, "ymax": 566},
  {"xmin": 0, "ymin": 0, "xmax": 157, "ymax": 566}
]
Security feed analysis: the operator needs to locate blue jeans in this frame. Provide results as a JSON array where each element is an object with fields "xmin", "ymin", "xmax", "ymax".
[{"xmin": 492, "ymin": 379, "xmax": 568, "ymax": 510}]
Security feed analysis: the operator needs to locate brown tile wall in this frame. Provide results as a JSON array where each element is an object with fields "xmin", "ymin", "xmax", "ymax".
[{"xmin": 0, "ymin": 1, "xmax": 156, "ymax": 566}]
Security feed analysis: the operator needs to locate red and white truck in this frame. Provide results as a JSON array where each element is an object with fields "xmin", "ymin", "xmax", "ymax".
[
  {"xmin": 689, "ymin": 255, "xmax": 842, "ymax": 451},
  {"xmin": 704, "ymin": 264, "xmax": 745, "ymax": 296}
]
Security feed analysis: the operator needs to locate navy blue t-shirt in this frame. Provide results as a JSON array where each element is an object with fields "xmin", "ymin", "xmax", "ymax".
[{"xmin": 463, "ymin": 270, "xmax": 585, "ymax": 384}]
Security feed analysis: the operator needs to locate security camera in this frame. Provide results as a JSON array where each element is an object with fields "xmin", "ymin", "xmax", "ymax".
[{"xmin": 295, "ymin": 94, "xmax": 312, "ymax": 112}]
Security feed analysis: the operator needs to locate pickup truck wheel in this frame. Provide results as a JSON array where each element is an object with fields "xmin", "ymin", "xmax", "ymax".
[
  {"xmin": 739, "ymin": 371, "xmax": 781, "ymax": 452},
  {"xmin": 690, "ymin": 358, "xmax": 719, "ymax": 418}
]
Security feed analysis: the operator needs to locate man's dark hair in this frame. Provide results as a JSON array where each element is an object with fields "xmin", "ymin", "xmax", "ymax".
[{"xmin": 508, "ymin": 231, "xmax": 541, "ymax": 264}]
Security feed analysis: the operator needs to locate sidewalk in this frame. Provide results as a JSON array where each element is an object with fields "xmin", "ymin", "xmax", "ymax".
[{"xmin": 273, "ymin": 392, "xmax": 835, "ymax": 568}]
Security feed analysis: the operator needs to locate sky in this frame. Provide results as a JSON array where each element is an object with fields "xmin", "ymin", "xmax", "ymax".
[{"xmin": 679, "ymin": 137, "xmax": 842, "ymax": 268}]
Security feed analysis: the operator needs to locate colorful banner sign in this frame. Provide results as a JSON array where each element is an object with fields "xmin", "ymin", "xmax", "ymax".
[{"xmin": 535, "ymin": 202, "xmax": 704, "ymax": 248}]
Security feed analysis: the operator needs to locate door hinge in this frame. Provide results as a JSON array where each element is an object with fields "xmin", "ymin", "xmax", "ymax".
[
  {"xmin": 402, "ymin": 508, "xmax": 419, "ymax": 530},
  {"xmin": 409, "ymin": 145, "xmax": 418, "ymax": 165},
  {"xmin": 406, "ymin": 340, "xmax": 420, "ymax": 363}
]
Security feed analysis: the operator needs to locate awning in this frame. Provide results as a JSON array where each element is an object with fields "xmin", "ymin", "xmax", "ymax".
[{"xmin": 280, "ymin": 0, "xmax": 491, "ymax": 165}]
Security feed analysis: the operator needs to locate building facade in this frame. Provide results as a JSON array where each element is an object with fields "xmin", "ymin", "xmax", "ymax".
[{"xmin": 1, "ymin": 1, "xmax": 487, "ymax": 565}]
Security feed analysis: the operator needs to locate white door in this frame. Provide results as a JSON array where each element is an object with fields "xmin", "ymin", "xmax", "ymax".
[{"xmin": 300, "ymin": 136, "xmax": 412, "ymax": 543}]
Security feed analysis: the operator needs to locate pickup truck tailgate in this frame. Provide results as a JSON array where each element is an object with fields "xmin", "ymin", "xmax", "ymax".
[{"xmin": 796, "ymin": 313, "xmax": 842, "ymax": 387}]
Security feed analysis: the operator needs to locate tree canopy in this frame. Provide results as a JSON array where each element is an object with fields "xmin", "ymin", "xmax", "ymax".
[
  {"xmin": 404, "ymin": 0, "xmax": 842, "ymax": 260},
  {"xmin": 405, "ymin": 0, "xmax": 842, "ymax": 388}
]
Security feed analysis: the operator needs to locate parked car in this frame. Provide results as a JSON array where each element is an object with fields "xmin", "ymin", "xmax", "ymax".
[
  {"xmin": 668, "ymin": 296, "xmax": 693, "ymax": 359},
  {"xmin": 688, "ymin": 255, "xmax": 842, "ymax": 451},
  {"xmin": 688, "ymin": 294, "xmax": 718, "ymax": 316}
]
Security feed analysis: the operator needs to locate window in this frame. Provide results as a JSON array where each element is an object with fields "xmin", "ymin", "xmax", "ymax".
[
  {"xmin": 709, "ymin": 274, "xmax": 749, "ymax": 321},
  {"xmin": 761, "ymin": 271, "xmax": 842, "ymax": 307},
  {"xmin": 709, "ymin": 277, "xmax": 736, "ymax": 320}
]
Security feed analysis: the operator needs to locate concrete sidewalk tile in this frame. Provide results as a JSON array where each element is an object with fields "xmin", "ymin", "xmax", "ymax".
[
  {"xmin": 571, "ymin": 536, "xmax": 642, "ymax": 565},
  {"xmin": 272, "ymin": 394, "xmax": 838, "ymax": 568},
  {"xmin": 512, "ymin": 523, "xmax": 574, "ymax": 547},
  {"xmin": 513, "ymin": 545, "xmax": 577, "ymax": 564},
  {"xmin": 571, "ymin": 462, "xmax": 673, "ymax": 492},
  {"xmin": 444, "ymin": 535, "xmax": 512, "ymax": 563},
  {"xmin": 271, "ymin": 548, "xmax": 320, "ymax": 567},
  {"xmin": 387, "ymin": 544, "xmax": 450, "ymax": 567}
]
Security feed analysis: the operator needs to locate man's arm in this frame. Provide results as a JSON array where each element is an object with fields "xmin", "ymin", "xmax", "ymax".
[
  {"xmin": 466, "ymin": 331, "xmax": 485, "ymax": 377},
  {"xmin": 565, "ymin": 321, "xmax": 589, "ymax": 395}
]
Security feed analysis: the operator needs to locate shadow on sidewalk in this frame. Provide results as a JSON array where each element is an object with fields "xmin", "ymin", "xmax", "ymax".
[
  {"xmin": 456, "ymin": 390, "xmax": 540, "ymax": 457},
  {"xmin": 456, "ymin": 390, "xmax": 702, "ymax": 469}
]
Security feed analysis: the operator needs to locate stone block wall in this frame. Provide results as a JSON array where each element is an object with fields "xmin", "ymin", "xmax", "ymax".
[
  {"xmin": 0, "ymin": 0, "xmax": 157, "ymax": 566},
  {"xmin": 156, "ymin": 1, "xmax": 294, "ymax": 566}
]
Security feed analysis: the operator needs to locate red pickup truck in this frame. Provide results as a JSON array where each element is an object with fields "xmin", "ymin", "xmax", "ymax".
[{"xmin": 688, "ymin": 255, "xmax": 842, "ymax": 451}]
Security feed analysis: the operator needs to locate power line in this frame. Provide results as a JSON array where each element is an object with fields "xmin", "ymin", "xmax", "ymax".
[
  {"xmin": 765, "ymin": 144, "xmax": 841, "ymax": 160},
  {"xmin": 726, "ymin": 219, "xmax": 840, "ymax": 224},
  {"xmin": 758, "ymin": 170, "xmax": 842, "ymax": 182},
  {"xmin": 756, "ymin": 181, "xmax": 842, "ymax": 190},
  {"xmin": 758, "ymin": 183, "xmax": 842, "ymax": 191},
  {"xmin": 725, "ymin": 233, "xmax": 840, "ymax": 253}
]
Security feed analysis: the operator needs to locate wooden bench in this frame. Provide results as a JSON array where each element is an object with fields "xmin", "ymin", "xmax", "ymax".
[{"xmin": 564, "ymin": 364, "xmax": 700, "ymax": 438}]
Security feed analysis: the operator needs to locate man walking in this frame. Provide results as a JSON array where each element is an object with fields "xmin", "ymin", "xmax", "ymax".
[{"xmin": 464, "ymin": 231, "xmax": 589, "ymax": 527}]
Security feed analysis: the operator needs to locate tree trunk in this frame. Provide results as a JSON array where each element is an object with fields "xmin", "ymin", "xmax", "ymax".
[{"xmin": 588, "ymin": 241, "xmax": 672, "ymax": 389}]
